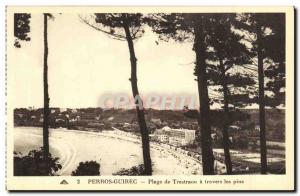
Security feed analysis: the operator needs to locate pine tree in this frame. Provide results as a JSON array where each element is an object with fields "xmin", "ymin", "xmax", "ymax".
[
  {"xmin": 80, "ymin": 13, "xmax": 152, "ymax": 175},
  {"xmin": 42, "ymin": 13, "xmax": 52, "ymax": 157},
  {"xmin": 205, "ymin": 14, "xmax": 255, "ymax": 174},
  {"xmin": 14, "ymin": 13, "xmax": 53, "ymax": 157},
  {"xmin": 147, "ymin": 13, "xmax": 216, "ymax": 174},
  {"xmin": 235, "ymin": 13, "xmax": 286, "ymax": 174}
]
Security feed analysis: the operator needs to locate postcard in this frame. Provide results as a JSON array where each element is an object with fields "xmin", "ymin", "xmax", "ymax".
[{"xmin": 6, "ymin": 6, "xmax": 295, "ymax": 191}]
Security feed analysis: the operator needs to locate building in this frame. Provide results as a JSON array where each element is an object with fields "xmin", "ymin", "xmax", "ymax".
[
  {"xmin": 255, "ymin": 125, "xmax": 260, "ymax": 131},
  {"xmin": 71, "ymin": 109, "xmax": 78, "ymax": 113},
  {"xmin": 107, "ymin": 116, "xmax": 114, "ymax": 121},
  {"xmin": 161, "ymin": 126, "xmax": 171, "ymax": 131},
  {"xmin": 158, "ymin": 134, "xmax": 169, "ymax": 143},
  {"xmin": 229, "ymin": 125, "xmax": 241, "ymax": 131},
  {"xmin": 55, "ymin": 118, "xmax": 65, "ymax": 123},
  {"xmin": 169, "ymin": 137, "xmax": 186, "ymax": 146},
  {"xmin": 123, "ymin": 123, "xmax": 131, "ymax": 128},
  {"xmin": 151, "ymin": 118, "xmax": 162, "ymax": 125},
  {"xmin": 153, "ymin": 127, "xmax": 171, "ymax": 142},
  {"xmin": 153, "ymin": 126, "xmax": 196, "ymax": 146},
  {"xmin": 60, "ymin": 108, "xmax": 67, "ymax": 113},
  {"xmin": 168, "ymin": 129, "xmax": 196, "ymax": 146},
  {"xmin": 75, "ymin": 115, "xmax": 81, "ymax": 121}
]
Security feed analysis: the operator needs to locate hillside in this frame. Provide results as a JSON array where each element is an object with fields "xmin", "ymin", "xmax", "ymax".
[{"xmin": 14, "ymin": 107, "xmax": 285, "ymax": 142}]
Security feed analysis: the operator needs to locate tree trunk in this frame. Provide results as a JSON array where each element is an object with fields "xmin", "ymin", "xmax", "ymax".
[
  {"xmin": 194, "ymin": 16, "xmax": 215, "ymax": 175},
  {"xmin": 256, "ymin": 15, "xmax": 267, "ymax": 174},
  {"xmin": 43, "ymin": 13, "xmax": 50, "ymax": 157},
  {"xmin": 220, "ymin": 59, "xmax": 232, "ymax": 174},
  {"xmin": 122, "ymin": 17, "xmax": 152, "ymax": 175}
]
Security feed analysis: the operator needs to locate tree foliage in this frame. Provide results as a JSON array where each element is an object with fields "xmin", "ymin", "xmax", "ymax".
[
  {"xmin": 113, "ymin": 164, "xmax": 145, "ymax": 176},
  {"xmin": 80, "ymin": 13, "xmax": 145, "ymax": 41},
  {"xmin": 14, "ymin": 148, "xmax": 62, "ymax": 176},
  {"xmin": 235, "ymin": 13, "xmax": 286, "ymax": 108},
  {"xmin": 14, "ymin": 13, "xmax": 31, "ymax": 48},
  {"xmin": 71, "ymin": 161, "xmax": 101, "ymax": 176},
  {"xmin": 206, "ymin": 14, "xmax": 256, "ymax": 109}
]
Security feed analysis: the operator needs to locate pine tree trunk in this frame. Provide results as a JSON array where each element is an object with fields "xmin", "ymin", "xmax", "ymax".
[
  {"xmin": 256, "ymin": 15, "xmax": 267, "ymax": 174},
  {"xmin": 43, "ymin": 13, "xmax": 50, "ymax": 157},
  {"xmin": 122, "ymin": 18, "xmax": 152, "ymax": 175},
  {"xmin": 220, "ymin": 60, "xmax": 232, "ymax": 174},
  {"xmin": 194, "ymin": 16, "xmax": 215, "ymax": 175}
]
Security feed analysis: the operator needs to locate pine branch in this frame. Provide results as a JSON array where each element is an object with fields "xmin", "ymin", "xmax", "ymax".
[{"xmin": 78, "ymin": 15, "xmax": 126, "ymax": 41}]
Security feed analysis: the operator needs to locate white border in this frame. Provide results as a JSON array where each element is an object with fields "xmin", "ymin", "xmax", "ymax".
[{"xmin": 1, "ymin": 0, "xmax": 299, "ymax": 195}]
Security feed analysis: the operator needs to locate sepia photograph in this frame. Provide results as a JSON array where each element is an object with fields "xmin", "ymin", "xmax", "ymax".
[{"xmin": 6, "ymin": 6, "xmax": 295, "ymax": 191}]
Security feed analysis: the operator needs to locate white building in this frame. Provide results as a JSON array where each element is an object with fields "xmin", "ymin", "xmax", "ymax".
[
  {"xmin": 55, "ymin": 119, "xmax": 64, "ymax": 123},
  {"xmin": 158, "ymin": 134, "xmax": 169, "ymax": 143},
  {"xmin": 75, "ymin": 115, "xmax": 81, "ymax": 121},
  {"xmin": 168, "ymin": 129, "xmax": 196, "ymax": 146},
  {"xmin": 169, "ymin": 137, "xmax": 187, "ymax": 146},
  {"xmin": 255, "ymin": 125, "xmax": 260, "ymax": 131},
  {"xmin": 71, "ymin": 109, "xmax": 78, "ymax": 113},
  {"xmin": 161, "ymin": 126, "xmax": 171, "ymax": 131},
  {"xmin": 60, "ymin": 108, "xmax": 67, "ymax": 113},
  {"xmin": 229, "ymin": 125, "xmax": 241, "ymax": 131},
  {"xmin": 151, "ymin": 118, "xmax": 162, "ymax": 125},
  {"xmin": 153, "ymin": 126, "xmax": 196, "ymax": 146},
  {"xmin": 107, "ymin": 116, "xmax": 114, "ymax": 121}
]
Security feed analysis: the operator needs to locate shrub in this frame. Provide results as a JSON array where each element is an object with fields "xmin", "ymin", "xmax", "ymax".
[
  {"xmin": 113, "ymin": 164, "xmax": 145, "ymax": 176},
  {"xmin": 14, "ymin": 148, "xmax": 62, "ymax": 176},
  {"xmin": 71, "ymin": 161, "xmax": 100, "ymax": 176}
]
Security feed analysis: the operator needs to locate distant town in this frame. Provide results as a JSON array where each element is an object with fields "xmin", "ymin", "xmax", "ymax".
[{"xmin": 14, "ymin": 107, "xmax": 285, "ymax": 149}]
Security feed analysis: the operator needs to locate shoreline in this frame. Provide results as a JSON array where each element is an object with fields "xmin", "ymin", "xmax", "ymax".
[
  {"xmin": 13, "ymin": 126, "xmax": 285, "ymax": 174},
  {"xmin": 13, "ymin": 126, "xmax": 206, "ymax": 175}
]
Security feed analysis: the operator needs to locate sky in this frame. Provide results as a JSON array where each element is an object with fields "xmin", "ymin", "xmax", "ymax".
[{"xmin": 11, "ymin": 14, "xmax": 200, "ymax": 109}]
